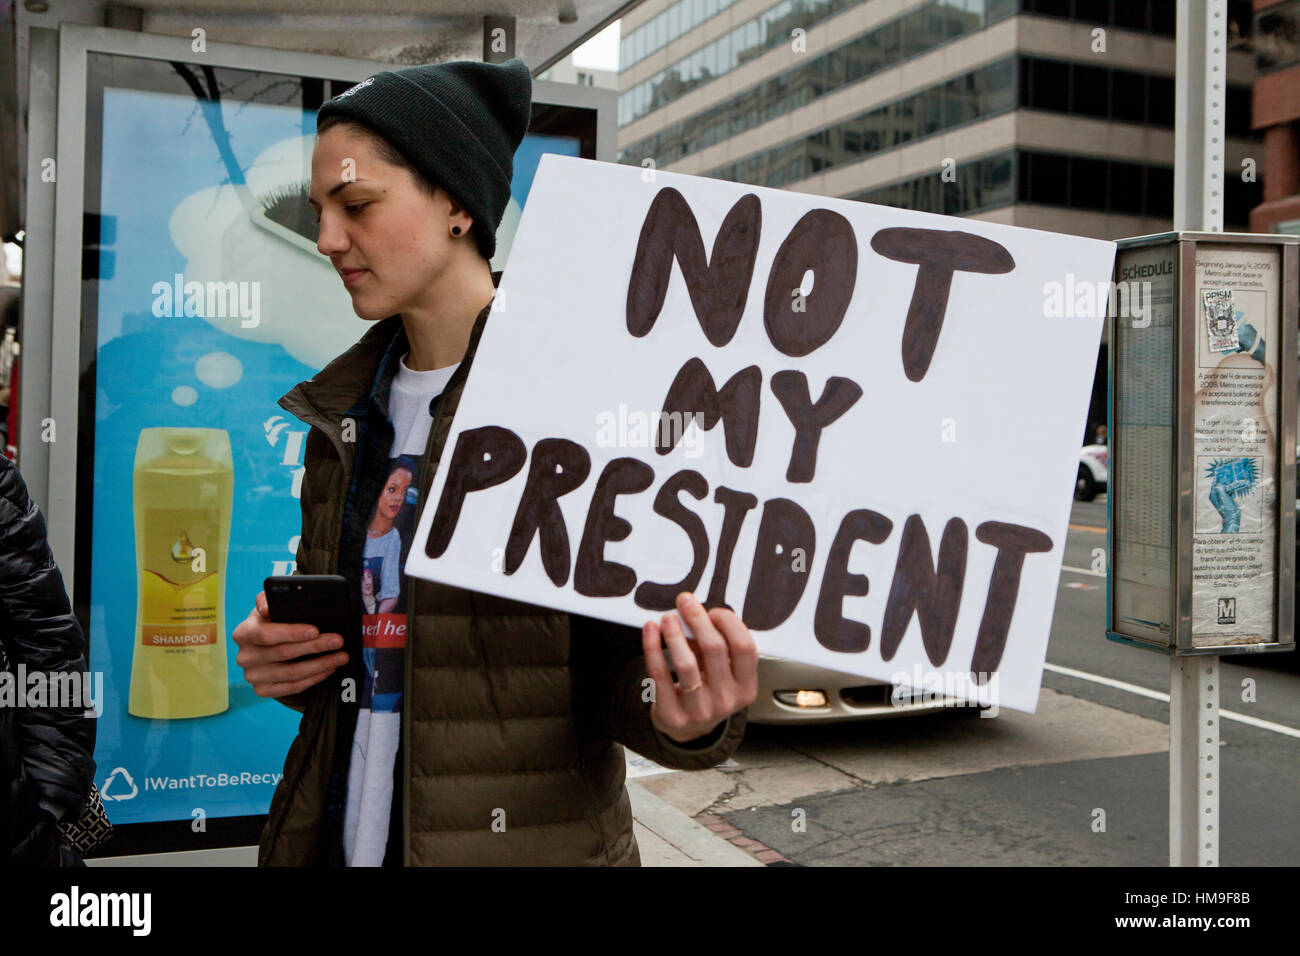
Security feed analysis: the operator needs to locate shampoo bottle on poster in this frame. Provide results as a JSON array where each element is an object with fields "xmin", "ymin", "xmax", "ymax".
[{"xmin": 129, "ymin": 427, "xmax": 233, "ymax": 719}]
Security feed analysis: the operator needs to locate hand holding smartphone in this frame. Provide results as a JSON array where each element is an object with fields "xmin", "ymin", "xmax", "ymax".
[
  {"xmin": 261, "ymin": 574, "xmax": 353, "ymax": 661},
  {"xmin": 233, "ymin": 575, "xmax": 353, "ymax": 703}
]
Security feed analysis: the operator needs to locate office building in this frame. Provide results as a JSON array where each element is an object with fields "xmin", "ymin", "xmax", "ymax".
[
  {"xmin": 616, "ymin": 0, "xmax": 1260, "ymax": 240},
  {"xmin": 1250, "ymin": 0, "xmax": 1300, "ymax": 234}
]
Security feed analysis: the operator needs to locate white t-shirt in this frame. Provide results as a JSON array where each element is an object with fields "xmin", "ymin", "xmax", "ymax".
[{"xmin": 342, "ymin": 351, "xmax": 459, "ymax": 867}]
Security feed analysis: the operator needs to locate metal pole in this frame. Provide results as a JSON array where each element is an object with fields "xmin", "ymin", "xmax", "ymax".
[
  {"xmin": 1171, "ymin": 0, "xmax": 1225, "ymax": 867},
  {"xmin": 1169, "ymin": 658, "xmax": 1220, "ymax": 865},
  {"xmin": 17, "ymin": 28, "xmax": 58, "ymax": 504},
  {"xmin": 1173, "ymin": 0, "xmax": 1227, "ymax": 235}
]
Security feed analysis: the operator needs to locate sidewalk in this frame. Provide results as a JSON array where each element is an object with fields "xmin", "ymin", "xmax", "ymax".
[{"xmin": 626, "ymin": 780, "xmax": 763, "ymax": 867}]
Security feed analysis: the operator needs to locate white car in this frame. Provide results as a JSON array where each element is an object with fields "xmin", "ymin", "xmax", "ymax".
[
  {"xmin": 749, "ymin": 657, "xmax": 963, "ymax": 724},
  {"xmin": 1076, "ymin": 444, "xmax": 1108, "ymax": 501}
]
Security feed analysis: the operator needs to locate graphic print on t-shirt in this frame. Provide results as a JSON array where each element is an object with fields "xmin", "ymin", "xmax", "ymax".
[
  {"xmin": 359, "ymin": 452, "xmax": 419, "ymax": 714},
  {"xmin": 344, "ymin": 352, "xmax": 458, "ymax": 867}
]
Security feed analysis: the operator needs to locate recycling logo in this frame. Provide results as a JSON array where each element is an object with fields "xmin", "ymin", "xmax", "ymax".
[{"xmin": 101, "ymin": 767, "xmax": 138, "ymax": 801}]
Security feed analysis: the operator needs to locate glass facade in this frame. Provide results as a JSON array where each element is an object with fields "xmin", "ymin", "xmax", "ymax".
[
  {"xmin": 1256, "ymin": 0, "xmax": 1300, "ymax": 74},
  {"xmin": 618, "ymin": 0, "xmax": 1262, "ymax": 230},
  {"xmin": 847, "ymin": 148, "xmax": 1260, "ymax": 228},
  {"xmin": 851, "ymin": 150, "xmax": 1014, "ymax": 214},
  {"xmin": 620, "ymin": 0, "xmax": 1254, "ymax": 131},
  {"xmin": 701, "ymin": 58, "xmax": 1015, "ymax": 186},
  {"xmin": 1019, "ymin": 58, "xmax": 1251, "ymax": 134},
  {"xmin": 621, "ymin": 15, "xmax": 1251, "ymax": 172},
  {"xmin": 621, "ymin": 0, "xmax": 746, "ymax": 71},
  {"xmin": 619, "ymin": 0, "xmax": 1016, "ymax": 127},
  {"xmin": 620, "ymin": 2, "xmax": 1019, "ymax": 161},
  {"xmin": 1020, "ymin": 0, "xmax": 1175, "ymax": 34},
  {"xmin": 1021, "ymin": 0, "xmax": 1254, "ymax": 47},
  {"xmin": 686, "ymin": 57, "xmax": 1250, "ymax": 190}
]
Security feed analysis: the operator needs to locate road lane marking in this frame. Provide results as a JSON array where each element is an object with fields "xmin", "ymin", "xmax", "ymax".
[
  {"xmin": 1061, "ymin": 565, "xmax": 1105, "ymax": 578},
  {"xmin": 1043, "ymin": 662, "xmax": 1300, "ymax": 740}
]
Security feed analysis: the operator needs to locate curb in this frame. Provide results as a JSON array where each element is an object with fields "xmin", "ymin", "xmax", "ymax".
[
  {"xmin": 693, "ymin": 812, "xmax": 796, "ymax": 865},
  {"xmin": 625, "ymin": 780, "xmax": 763, "ymax": 866}
]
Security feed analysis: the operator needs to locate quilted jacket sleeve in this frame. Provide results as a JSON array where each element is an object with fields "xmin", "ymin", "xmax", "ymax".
[
  {"xmin": 0, "ymin": 455, "xmax": 97, "ymax": 821},
  {"xmin": 273, "ymin": 426, "xmax": 332, "ymax": 716},
  {"xmin": 569, "ymin": 612, "xmax": 746, "ymax": 771}
]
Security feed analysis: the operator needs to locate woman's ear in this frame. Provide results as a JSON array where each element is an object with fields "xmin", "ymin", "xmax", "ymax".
[
  {"xmin": 438, "ymin": 188, "xmax": 473, "ymax": 233},
  {"xmin": 437, "ymin": 186, "xmax": 458, "ymax": 215}
]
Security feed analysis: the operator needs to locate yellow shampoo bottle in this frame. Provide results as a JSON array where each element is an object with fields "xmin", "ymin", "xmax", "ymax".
[{"xmin": 129, "ymin": 428, "xmax": 233, "ymax": 719}]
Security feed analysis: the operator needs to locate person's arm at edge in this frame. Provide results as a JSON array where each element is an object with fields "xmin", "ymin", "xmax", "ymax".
[{"xmin": 0, "ymin": 457, "xmax": 97, "ymax": 821}]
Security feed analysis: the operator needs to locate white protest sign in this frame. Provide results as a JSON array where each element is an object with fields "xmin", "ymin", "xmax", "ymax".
[{"xmin": 405, "ymin": 154, "xmax": 1116, "ymax": 713}]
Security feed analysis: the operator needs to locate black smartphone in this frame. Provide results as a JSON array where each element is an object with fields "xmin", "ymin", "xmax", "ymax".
[{"xmin": 263, "ymin": 574, "xmax": 353, "ymax": 661}]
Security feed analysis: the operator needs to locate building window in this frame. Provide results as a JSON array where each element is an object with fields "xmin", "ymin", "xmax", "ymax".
[
  {"xmin": 619, "ymin": 0, "xmax": 1011, "ymax": 127},
  {"xmin": 848, "ymin": 149, "xmax": 1257, "ymax": 227},
  {"xmin": 1256, "ymin": 0, "xmax": 1300, "ymax": 73},
  {"xmin": 629, "ymin": 54, "xmax": 1253, "ymax": 192}
]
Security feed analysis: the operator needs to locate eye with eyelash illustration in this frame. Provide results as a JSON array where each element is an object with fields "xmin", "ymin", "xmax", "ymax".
[
  {"xmin": 237, "ymin": 178, "xmax": 321, "ymax": 260},
  {"xmin": 257, "ymin": 179, "xmax": 318, "ymax": 244}
]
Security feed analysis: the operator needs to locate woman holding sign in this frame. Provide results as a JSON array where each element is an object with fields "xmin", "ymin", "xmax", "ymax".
[{"xmin": 231, "ymin": 58, "xmax": 757, "ymax": 866}]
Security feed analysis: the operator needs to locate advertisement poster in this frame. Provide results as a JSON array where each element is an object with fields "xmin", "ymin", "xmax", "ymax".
[
  {"xmin": 1189, "ymin": 244, "xmax": 1281, "ymax": 646},
  {"xmin": 1111, "ymin": 244, "xmax": 1177, "ymax": 641},
  {"xmin": 405, "ymin": 154, "xmax": 1116, "ymax": 714},
  {"xmin": 83, "ymin": 59, "xmax": 579, "ymax": 827}
]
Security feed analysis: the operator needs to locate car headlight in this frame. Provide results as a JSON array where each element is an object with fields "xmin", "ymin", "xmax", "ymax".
[{"xmin": 774, "ymin": 689, "xmax": 829, "ymax": 708}]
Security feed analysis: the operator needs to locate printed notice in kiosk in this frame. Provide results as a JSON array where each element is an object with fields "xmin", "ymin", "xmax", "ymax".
[{"xmin": 1190, "ymin": 245, "xmax": 1282, "ymax": 646}]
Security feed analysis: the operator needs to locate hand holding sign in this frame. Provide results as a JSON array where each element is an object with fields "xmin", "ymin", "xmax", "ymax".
[{"xmin": 642, "ymin": 591, "xmax": 759, "ymax": 743}]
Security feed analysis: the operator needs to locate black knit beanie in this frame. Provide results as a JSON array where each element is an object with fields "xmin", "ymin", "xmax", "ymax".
[{"xmin": 316, "ymin": 58, "xmax": 532, "ymax": 263}]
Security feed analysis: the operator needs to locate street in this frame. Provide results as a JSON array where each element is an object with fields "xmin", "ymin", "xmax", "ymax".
[{"xmin": 631, "ymin": 495, "xmax": 1300, "ymax": 866}]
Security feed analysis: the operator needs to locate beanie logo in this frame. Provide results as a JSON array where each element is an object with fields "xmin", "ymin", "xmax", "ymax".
[{"xmin": 334, "ymin": 75, "xmax": 376, "ymax": 101}]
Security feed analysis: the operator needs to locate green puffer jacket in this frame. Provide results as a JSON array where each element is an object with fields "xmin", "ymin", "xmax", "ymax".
[{"xmin": 259, "ymin": 273, "xmax": 746, "ymax": 866}]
